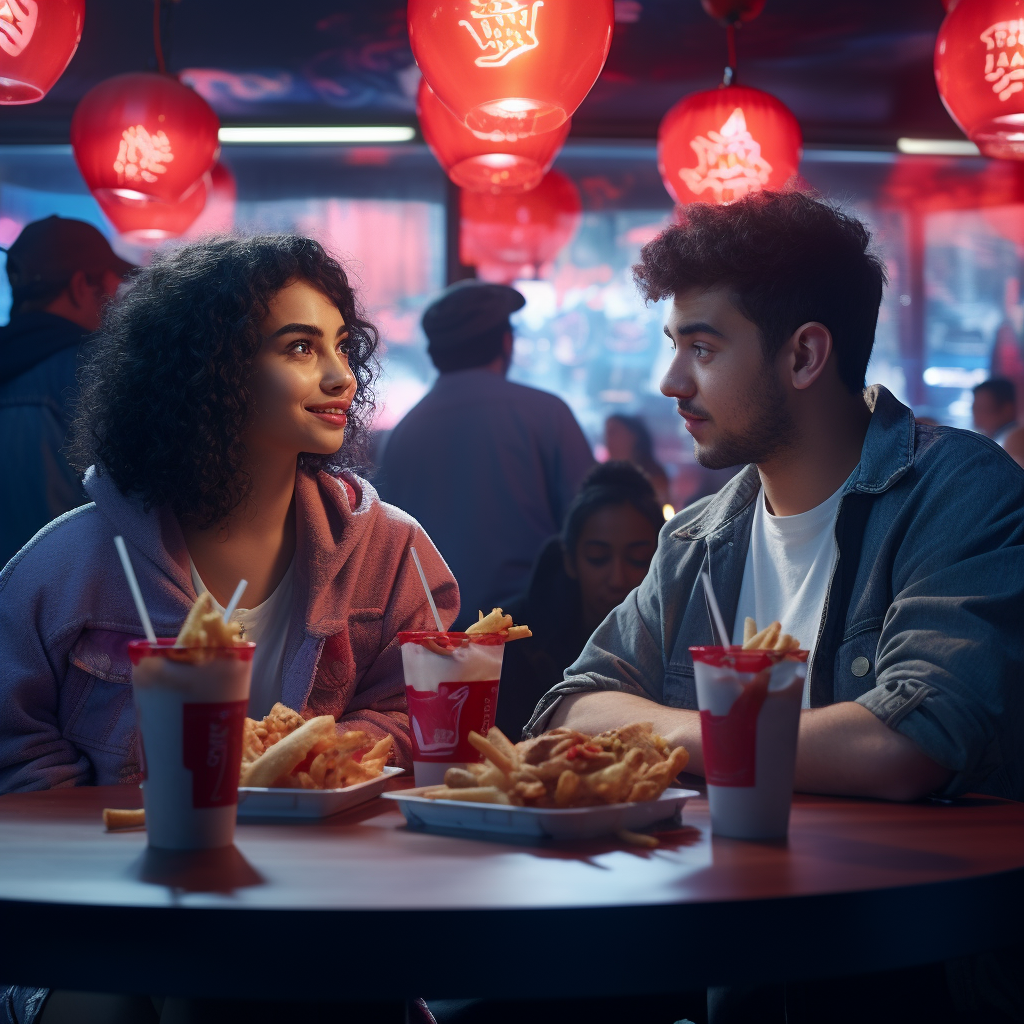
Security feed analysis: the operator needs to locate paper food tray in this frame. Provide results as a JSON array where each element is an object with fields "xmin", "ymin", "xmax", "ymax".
[
  {"xmin": 237, "ymin": 766, "xmax": 404, "ymax": 819},
  {"xmin": 383, "ymin": 786, "xmax": 699, "ymax": 841}
]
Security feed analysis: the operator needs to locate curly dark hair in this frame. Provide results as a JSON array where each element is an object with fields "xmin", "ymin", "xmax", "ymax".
[
  {"xmin": 70, "ymin": 234, "xmax": 379, "ymax": 527},
  {"xmin": 632, "ymin": 191, "xmax": 887, "ymax": 394},
  {"xmin": 562, "ymin": 461, "xmax": 663, "ymax": 556}
]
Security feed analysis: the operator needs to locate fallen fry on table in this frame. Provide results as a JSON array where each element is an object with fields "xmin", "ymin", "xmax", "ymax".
[{"xmin": 103, "ymin": 807, "xmax": 146, "ymax": 831}]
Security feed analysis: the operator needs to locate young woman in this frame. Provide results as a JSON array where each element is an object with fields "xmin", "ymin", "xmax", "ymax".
[
  {"xmin": 0, "ymin": 235, "xmax": 457, "ymax": 796},
  {"xmin": 496, "ymin": 461, "xmax": 663, "ymax": 738}
]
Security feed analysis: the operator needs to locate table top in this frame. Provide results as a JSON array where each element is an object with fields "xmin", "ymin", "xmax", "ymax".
[{"xmin": 1, "ymin": 782, "xmax": 1022, "ymax": 1000}]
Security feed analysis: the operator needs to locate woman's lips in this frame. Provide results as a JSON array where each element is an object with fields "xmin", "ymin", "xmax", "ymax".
[{"xmin": 307, "ymin": 406, "xmax": 348, "ymax": 427}]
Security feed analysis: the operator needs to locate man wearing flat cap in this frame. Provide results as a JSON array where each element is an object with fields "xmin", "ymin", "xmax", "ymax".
[
  {"xmin": 0, "ymin": 216, "xmax": 133, "ymax": 566},
  {"xmin": 377, "ymin": 279, "xmax": 594, "ymax": 630}
]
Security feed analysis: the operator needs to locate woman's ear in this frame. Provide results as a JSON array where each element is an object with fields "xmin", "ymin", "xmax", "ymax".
[{"xmin": 562, "ymin": 543, "xmax": 578, "ymax": 580}]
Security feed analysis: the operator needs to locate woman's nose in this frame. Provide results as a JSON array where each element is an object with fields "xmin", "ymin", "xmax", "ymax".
[{"xmin": 323, "ymin": 352, "xmax": 355, "ymax": 392}]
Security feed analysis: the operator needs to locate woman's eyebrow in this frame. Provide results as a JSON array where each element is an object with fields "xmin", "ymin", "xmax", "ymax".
[{"xmin": 269, "ymin": 322, "xmax": 323, "ymax": 339}]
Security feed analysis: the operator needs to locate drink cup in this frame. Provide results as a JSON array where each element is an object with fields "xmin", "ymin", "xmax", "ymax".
[
  {"xmin": 690, "ymin": 645, "xmax": 808, "ymax": 840},
  {"xmin": 399, "ymin": 631, "xmax": 506, "ymax": 787},
  {"xmin": 128, "ymin": 639, "xmax": 255, "ymax": 850}
]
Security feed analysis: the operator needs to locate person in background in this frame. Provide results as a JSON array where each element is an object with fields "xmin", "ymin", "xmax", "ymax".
[
  {"xmin": 972, "ymin": 377, "xmax": 1017, "ymax": 447},
  {"xmin": 0, "ymin": 216, "xmax": 133, "ymax": 566},
  {"xmin": 376, "ymin": 280, "xmax": 594, "ymax": 629},
  {"xmin": 603, "ymin": 412, "xmax": 671, "ymax": 506},
  {"xmin": 496, "ymin": 462, "xmax": 663, "ymax": 738}
]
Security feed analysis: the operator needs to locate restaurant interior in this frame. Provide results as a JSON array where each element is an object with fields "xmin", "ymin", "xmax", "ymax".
[{"xmin": 1, "ymin": 2, "xmax": 1023, "ymax": 1024}]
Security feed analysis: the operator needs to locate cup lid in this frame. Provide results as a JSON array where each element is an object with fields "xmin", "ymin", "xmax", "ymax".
[
  {"xmin": 127, "ymin": 637, "xmax": 257, "ymax": 664},
  {"xmin": 689, "ymin": 645, "xmax": 808, "ymax": 670},
  {"xmin": 398, "ymin": 630, "xmax": 506, "ymax": 647}
]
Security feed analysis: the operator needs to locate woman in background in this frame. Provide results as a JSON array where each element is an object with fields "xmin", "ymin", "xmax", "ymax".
[
  {"xmin": 496, "ymin": 461, "xmax": 663, "ymax": 738},
  {"xmin": 603, "ymin": 413, "xmax": 671, "ymax": 506}
]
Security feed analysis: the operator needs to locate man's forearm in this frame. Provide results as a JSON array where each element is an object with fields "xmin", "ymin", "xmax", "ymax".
[{"xmin": 549, "ymin": 691, "xmax": 951, "ymax": 802}]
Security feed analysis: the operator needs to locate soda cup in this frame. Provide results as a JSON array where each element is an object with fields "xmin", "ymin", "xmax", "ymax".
[
  {"xmin": 399, "ymin": 632, "xmax": 506, "ymax": 787},
  {"xmin": 128, "ymin": 639, "xmax": 255, "ymax": 850},
  {"xmin": 690, "ymin": 645, "xmax": 807, "ymax": 840}
]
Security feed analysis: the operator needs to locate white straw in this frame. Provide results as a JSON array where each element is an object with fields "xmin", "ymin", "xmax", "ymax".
[
  {"xmin": 113, "ymin": 536, "xmax": 157, "ymax": 645},
  {"xmin": 701, "ymin": 571, "xmax": 729, "ymax": 648},
  {"xmin": 223, "ymin": 579, "xmax": 248, "ymax": 625},
  {"xmin": 409, "ymin": 546, "xmax": 444, "ymax": 633}
]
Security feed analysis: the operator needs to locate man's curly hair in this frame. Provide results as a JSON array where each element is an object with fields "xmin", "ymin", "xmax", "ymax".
[
  {"xmin": 70, "ymin": 234, "xmax": 379, "ymax": 527},
  {"xmin": 633, "ymin": 191, "xmax": 887, "ymax": 394}
]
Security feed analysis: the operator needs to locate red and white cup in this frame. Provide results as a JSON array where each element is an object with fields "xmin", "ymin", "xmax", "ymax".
[
  {"xmin": 128, "ymin": 639, "xmax": 255, "ymax": 850},
  {"xmin": 399, "ymin": 631, "xmax": 506, "ymax": 787},
  {"xmin": 690, "ymin": 645, "xmax": 808, "ymax": 840}
]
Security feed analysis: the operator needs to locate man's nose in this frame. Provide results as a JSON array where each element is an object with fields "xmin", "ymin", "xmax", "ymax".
[{"xmin": 660, "ymin": 352, "xmax": 696, "ymax": 399}]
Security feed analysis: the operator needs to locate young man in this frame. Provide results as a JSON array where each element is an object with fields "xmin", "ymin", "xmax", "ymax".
[{"xmin": 527, "ymin": 191, "xmax": 1024, "ymax": 806}]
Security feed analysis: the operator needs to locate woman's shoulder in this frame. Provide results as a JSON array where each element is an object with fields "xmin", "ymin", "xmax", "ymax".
[{"xmin": 0, "ymin": 502, "xmax": 105, "ymax": 594}]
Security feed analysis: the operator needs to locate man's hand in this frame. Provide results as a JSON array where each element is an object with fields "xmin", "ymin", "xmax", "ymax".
[{"xmin": 551, "ymin": 691, "xmax": 952, "ymax": 802}]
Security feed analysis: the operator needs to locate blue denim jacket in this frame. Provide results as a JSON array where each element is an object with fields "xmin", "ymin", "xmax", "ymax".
[{"xmin": 526, "ymin": 387, "xmax": 1024, "ymax": 801}]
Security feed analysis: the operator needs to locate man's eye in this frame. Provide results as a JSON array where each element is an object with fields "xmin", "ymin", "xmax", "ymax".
[{"xmin": 693, "ymin": 343, "xmax": 712, "ymax": 358}]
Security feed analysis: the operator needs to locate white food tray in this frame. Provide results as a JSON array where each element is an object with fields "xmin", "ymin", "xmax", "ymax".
[
  {"xmin": 237, "ymin": 766, "xmax": 404, "ymax": 819},
  {"xmin": 383, "ymin": 786, "xmax": 699, "ymax": 841}
]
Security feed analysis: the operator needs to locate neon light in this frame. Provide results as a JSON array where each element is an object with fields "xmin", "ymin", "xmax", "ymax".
[
  {"xmin": 679, "ymin": 108, "xmax": 773, "ymax": 203},
  {"xmin": 113, "ymin": 125, "xmax": 174, "ymax": 186},
  {"xmin": 458, "ymin": 0, "xmax": 543, "ymax": 68},
  {"xmin": 0, "ymin": 0, "xmax": 37, "ymax": 58}
]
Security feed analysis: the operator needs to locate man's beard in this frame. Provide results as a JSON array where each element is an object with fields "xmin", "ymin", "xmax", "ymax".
[{"xmin": 688, "ymin": 370, "xmax": 797, "ymax": 470}]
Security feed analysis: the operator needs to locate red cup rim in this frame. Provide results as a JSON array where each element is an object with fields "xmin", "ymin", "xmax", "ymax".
[
  {"xmin": 689, "ymin": 644, "xmax": 808, "ymax": 670},
  {"xmin": 128, "ymin": 637, "xmax": 257, "ymax": 664},
  {"xmin": 398, "ymin": 630, "xmax": 506, "ymax": 647}
]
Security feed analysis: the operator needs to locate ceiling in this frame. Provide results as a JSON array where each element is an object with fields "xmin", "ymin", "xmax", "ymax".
[{"xmin": 0, "ymin": 0, "xmax": 956, "ymax": 148}]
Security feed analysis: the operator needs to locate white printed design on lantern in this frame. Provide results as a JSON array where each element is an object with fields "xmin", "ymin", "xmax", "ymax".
[
  {"xmin": 981, "ymin": 20, "xmax": 1024, "ymax": 102},
  {"xmin": 113, "ymin": 126, "xmax": 175, "ymax": 185},
  {"xmin": 679, "ymin": 108, "xmax": 773, "ymax": 203},
  {"xmin": 0, "ymin": 0, "xmax": 38, "ymax": 58},
  {"xmin": 459, "ymin": 0, "xmax": 543, "ymax": 68}
]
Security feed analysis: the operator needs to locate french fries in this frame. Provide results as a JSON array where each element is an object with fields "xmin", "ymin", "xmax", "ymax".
[
  {"xmin": 422, "ymin": 724, "xmax": 690, "ymax": 829},
  {"xmin": 176, "ymin": 591, "xmax": 242, "ymax": 648},
  {"xmin": 741, "ymin": 616, "xmax": 802, "ymax": 654},
  {"xmin": 465, "ymin": 607, "xmax": 533, "ymax": 642},
  {"xmin": 103, "ymin": 807, "xmax": 146, "ymax": 831},
  {"xmin": 239, "ymin": 702, "xmax": 394, "ymax": 790}
]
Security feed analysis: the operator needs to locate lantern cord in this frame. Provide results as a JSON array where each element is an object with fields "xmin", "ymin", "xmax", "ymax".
[
  {"xmin": 723, "ymin": 21, "xmax": 738, "ymax": 86},
  {"xmin": 153, "ymin": 0, "xmax": 167, "ymax": 75}
]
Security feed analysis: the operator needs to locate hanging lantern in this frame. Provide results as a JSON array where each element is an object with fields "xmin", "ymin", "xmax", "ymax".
[
  {"xmin": 70, "ymin": 72, "xmax": 221, "ymax": 205},
  {"xmin": 95, "ymin": 174, "xmax": 209, "ymax": 244},
  {"xmin": 418, "ymin": 78, "xmax": 570, "ymax": 193},
  {"xmin": 408, "ymin": 0, "xmax": 614, "ymax": 140},
  {"xmin": 657, "ymin": 84, "xmax": 802, "ymax": 205},
  {"xmin": 184, "ymin": 162, "xmax": 237, "ymax": 238},
  {"xmin": 460, "ymin": 168, "xmax": 582, "ymax": 282},
  {"xmin": 0, "ymin": 0, "xmax": 83, "ymax": 104},
  {"xmin": 935, "ymin": 1, "xmax": 1024, "ymax": 160}
]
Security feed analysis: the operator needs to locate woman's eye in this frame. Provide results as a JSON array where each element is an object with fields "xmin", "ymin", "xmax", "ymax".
[
  {"xmin": 289, "ymin": 340, "xmax": 313, "ymax": 355},
  {"xmin": 584, "ymin": 556, "xmax": 611, "ymax": 568}
]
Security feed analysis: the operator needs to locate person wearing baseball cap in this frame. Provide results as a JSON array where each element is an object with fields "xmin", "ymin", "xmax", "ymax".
[
  {"xmin": 0, "ymin": 216, "xmax": 135, "ymax": 566},
  {"xmin": 376, "ymin": 279, "xmax": 594, "ymax": 630}
]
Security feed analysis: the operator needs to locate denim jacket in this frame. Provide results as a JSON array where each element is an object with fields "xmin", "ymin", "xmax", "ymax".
[{"xmin": 526, "ymin": 386, "xmax": 1024, "ymax": 801}]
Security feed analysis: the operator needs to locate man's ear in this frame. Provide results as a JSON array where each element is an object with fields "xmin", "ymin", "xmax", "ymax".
[
  {"xmin": 65, "ymin": 269, "xmax": 94, "ymax": 310},
  {"xmin": 562, "ymin": 544, "xmax": 578, "ymax": 580},
  {"xmin": 786, "ymin": 321, "xmax": 833, "ymax": 391}
]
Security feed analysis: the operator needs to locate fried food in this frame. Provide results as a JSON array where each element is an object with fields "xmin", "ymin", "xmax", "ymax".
[
  {"xmin": 103, "ymin": 807, "xmax": 146, "ymax": 830},
  {"xmin": 740, "ymin": 617, "xmax": 802, "ymax": 653},
  {"xmin": 465, "ymin": 607, "xmax": 533, "ymax": 642},
  {"xmin": 175, "ymin": 591, "xmax": 242, "ymax": 648},
  {"xmin": 239, "ymin": 702, "xmax": 394, "ymax": 790},
  {"xmin": 424, "ymin": 723, "xmax": 689, "ymax": 819}
]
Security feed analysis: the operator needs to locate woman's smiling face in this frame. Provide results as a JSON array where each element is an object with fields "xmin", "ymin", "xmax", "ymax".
[{"xmin": 245, "ymin": 278, "xmax": 358, "ymax": 461}]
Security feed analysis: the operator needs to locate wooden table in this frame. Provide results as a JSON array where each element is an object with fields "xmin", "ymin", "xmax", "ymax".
[{"xmin": 0, "ymin": 782, "xmax": 1021, "ymax": 1001}]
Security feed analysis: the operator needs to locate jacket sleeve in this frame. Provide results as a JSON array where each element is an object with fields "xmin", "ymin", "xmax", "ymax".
[
  {"xmin": 338, "ymin": 525, "xmax": 459, "ymax": 770},
  {"xmin": 524, "ymin": 527, "xmax": 670, "ymax": 736},
  {"xmin": 857, "ymin": 446, "xmax": 1024, "ymax": 799},
  {"xmin": 0, "ymin": 557, "xmax": 92, "ymax": 794}
]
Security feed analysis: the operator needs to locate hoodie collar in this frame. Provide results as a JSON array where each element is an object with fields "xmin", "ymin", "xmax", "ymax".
[{"xmin": 672, "ymin": 385, "xmax": 916, "ymax": 541}]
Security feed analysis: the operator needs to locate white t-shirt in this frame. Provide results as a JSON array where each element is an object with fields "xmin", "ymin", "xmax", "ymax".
[
  {"xmin": 190, "ymin": 559, "xmax": 296, "ymax": 719},
  {"xmin": 731, "ymin": 476, "xmax": 852, "ymax": 707}
]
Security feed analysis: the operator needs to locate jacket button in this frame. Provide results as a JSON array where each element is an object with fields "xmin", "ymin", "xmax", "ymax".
[{"xmin": 851, "ymin": 656, "xmax": 871, "ymax": 677}]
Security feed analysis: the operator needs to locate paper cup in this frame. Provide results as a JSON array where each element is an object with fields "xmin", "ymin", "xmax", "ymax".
[
  {"xmin": 129, "ymin": 639, "xmax": 255, "ymax": 850},
  {"xmin": 690, "ymin": 645, "xmax": 807, "ymax": 840},
  {"xmin": 399, "ymin": 631, "xmax": 505, "ymax": 787}
]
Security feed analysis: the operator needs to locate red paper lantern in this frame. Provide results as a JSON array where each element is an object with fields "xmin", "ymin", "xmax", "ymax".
[
  {"xmin": 657, "ymin": 84, "xmax": 802, "ymax": 205},
  {"xmin": 408, "ymin": 0, "xmax": 614, "ymax": 139},
  {"xmin": 418, "ymin": 78, "xmax": 569, "ymax": 193},
  {"xmin": 935, "ymin": 1, "xmax": 1024, "ymax": 159},
  {"xmin": 460, "ymin": 168, "xmax": 582, "ymax": 282},
  {"xmin": 71, "ymin": 73, "xmax": 221, "ymax": 204},
  {"xmin": 0, "ymin": 0, "xmax": 83, "ymax": 104},
  {"xmin": 96, "ymin": 175, "xmax": 210, "ymax": 244}
]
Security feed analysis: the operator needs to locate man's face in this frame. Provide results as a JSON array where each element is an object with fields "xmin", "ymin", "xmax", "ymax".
[
  {"xmin": 659, "ymin": 287, "xmax": 796, "ymax": 470},
  {"xmin": 972, "ymin": 389, "xmax": 1015, "ymax": 437}
]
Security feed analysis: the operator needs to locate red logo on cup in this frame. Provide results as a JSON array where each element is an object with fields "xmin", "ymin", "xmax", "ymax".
[
  {"xmin": 406, "ymin": 680, "xmax": 500, "ymax": 762},
  {"xmin": 182, "ymin": 700, "xmax": 247, "ymax": 808},
  {"xmin": 699, "ymin": 668, "xmax": 770, "ymax": 788}
]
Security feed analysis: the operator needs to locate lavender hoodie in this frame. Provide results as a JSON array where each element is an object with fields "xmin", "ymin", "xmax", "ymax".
[{"xmin": 0, "ymin": 463, "xmax": 459, "ymax": 794}]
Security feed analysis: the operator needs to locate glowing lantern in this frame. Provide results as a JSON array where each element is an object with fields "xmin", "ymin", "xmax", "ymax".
[
  {"xmin": 418, "ymin": 78, "xmax": 570, "ymax": 193},
  {"xmin": 70, "ymin": 72, "xmax": 220, "ymax": 205},
  {"xmin": 657, "ymin": 84, "xmax": 802, "ymax": 205},
  {"xmin": 460, "ymin": 168, "xmax": 582, "ymax": 282},
  {"xmin": 0, "ymin": 0, "xmax": 83, "ymax": 104},
  {"xmin": 95, "ymin": 175, "xmax": 209, "ymax": 244},
  {"xmin": 408, "ymin": 0, "xmax": 614, "ymax": 139},
  {"xmin": 935, "ymin": 1, "xmax": 1024, "ymax": 159}
]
